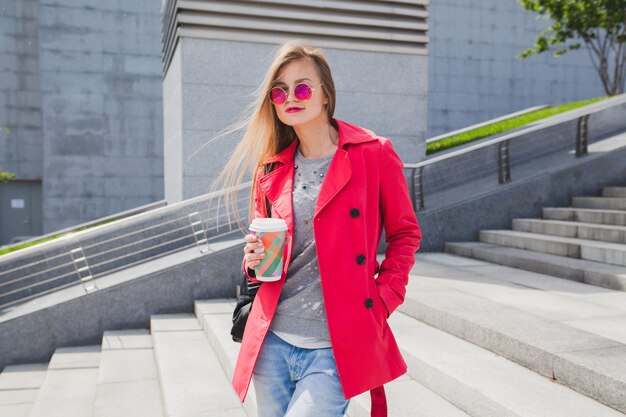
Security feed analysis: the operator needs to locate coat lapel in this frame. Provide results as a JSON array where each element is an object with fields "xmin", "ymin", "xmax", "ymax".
[
  {"xmin": 258, "ymin": 140, "xmax": 297, "ymax": 232},
  {"xmin": 314, "ymin": 147, "xmax": 351, "ymax": 218},
  {"xmin": 257, "ymin": 118, "xmax": 379, "ymax": 226},
  {"xmin": 315, "ymin": 118, "xmax": 379, "ymax": 218}
]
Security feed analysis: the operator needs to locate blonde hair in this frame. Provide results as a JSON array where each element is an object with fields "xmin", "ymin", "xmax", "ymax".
[{"xmin": 203, "ymin": 40, "xmax": 337, "ymax": 233}]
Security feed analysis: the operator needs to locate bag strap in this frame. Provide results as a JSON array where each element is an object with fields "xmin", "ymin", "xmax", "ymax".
[
  {"xmin": 370, "ymin": 386, "xmax": 388, "ymax": 417},
  {"xmin": 246, "ymin": 162, "xmax": 275, "ymax": 281},
  {"xmin": 263, "ymin": 162, "xmax": 274, "ymax": 217}
]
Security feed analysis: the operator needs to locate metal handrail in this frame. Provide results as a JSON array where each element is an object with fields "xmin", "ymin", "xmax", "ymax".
[
  {"xmin": 84, "ymin": 222, "xmax": 197, "ymax": 257},
  {"xmin": 425, "ymin": 105, "xmax": 548, "ymax": 144},
  {"xmin": 0, "ymin": 281, "xmax": 78, "ymax": 310},
  {"xmin": 0, "ymin": 199, "xmax": 249, "ymax": 275},
  {"xmin": 87, "ymin": 233, "xmax": 197, "ymax": 271},
  {"xmin": 1, "ymin": 270, "xmax": 75, "ymax": 298},
  {"xmin": 4, "ymin": 93, "xmax": 623, "ymax": 308},
  {"xmin": 77, "ymin": 240, "xmax": 213, "ymax": 287},
  {"xmin": 404, "ymin": 94, "xmax": 626, "ymax": 211},
  {"xmin": 0, "ymin": 260, "xmax": 74, "ymax": 290},
  {"xmin": 406, "ymin": 95, "xmax": 623, "ymax": 170},
  {"xmin": 0, "ymin": 199, "xmax": 168, "ymax": 252},
  {"xmin": 0, "ymin": 180, "xmax": 253, "ymax": 263},
  {"xmin": 0, "ymin": 186, "xmax": 254, "ymax": 307},
  {"xmin": 0, "ymin": 251, "xmax": 71, "ymax": 280},
  {"xmin": 0, "ymin": 200, "xmax": 249, "ymax": 280}
]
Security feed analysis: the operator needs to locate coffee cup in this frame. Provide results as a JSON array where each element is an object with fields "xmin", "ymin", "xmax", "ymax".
[{"xmin": 249, "ymin": 218, "xmax": 288, "ymax": 282}]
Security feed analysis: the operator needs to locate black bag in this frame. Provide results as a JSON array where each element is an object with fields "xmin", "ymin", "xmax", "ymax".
[
  {"xmin": 230, "ymin": 163, "xmax": 274, "ymax": 343},
  {"xmin": 230, "ymin": 274, "xmax": 261, "ymax": 343}
]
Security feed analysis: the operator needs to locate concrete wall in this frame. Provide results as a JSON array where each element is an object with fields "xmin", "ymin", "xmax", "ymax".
[
  {"xmin": 0, "ymin": 0, "xmax": 43, "ymax": 180},
  {"xmin": 427, "ymin": 0, "xmax": 607, "ymax": 137},
  {"xmin": 165, "ymin": 38, "xmax": 429, "ymax": 202},
  {"xmin": 0, "ymin": 240, "xmax": 244, "ymax": 369},
  {"xmin": 2, "ymin": 0, "xmax": 615, "ymax": 236},
  {"xmin": 36, "ymin": 0, "xmax": 164, "ymax": 233}
]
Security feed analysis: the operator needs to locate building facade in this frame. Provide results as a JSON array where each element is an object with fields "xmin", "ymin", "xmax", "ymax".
[
  {"xmin": 0, "ymin": 0, "xmax": 164, "ymax": 243},
  {"xmin": 0, "ymin": 0, "xmax": 606, "ymax": 244},
  {"xmin": 427, "ymin": 0, "xmax": 604, "ymax": 136},
  {"xmin": 161, "ymin": 0, "xmax": 430, "ymax": 202}
]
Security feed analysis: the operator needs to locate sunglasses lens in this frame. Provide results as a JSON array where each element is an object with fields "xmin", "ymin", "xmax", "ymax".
[
  {"xmin": 270, "ymin": 88, "xmax": 286, "ymax": 105},
  {"xmin": 294, "ymin": 83, "xmax": 312, "ymax": 101}
]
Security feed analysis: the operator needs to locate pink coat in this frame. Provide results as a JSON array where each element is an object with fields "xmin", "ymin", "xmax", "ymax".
[{"xmin": 232, "ymin": 118, "xmax": 422, "ymax": 417}]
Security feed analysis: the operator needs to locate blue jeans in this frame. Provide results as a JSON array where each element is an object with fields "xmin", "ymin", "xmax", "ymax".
[{"xmin": 252, "ymin": 331, "xmax": 350, "ymax": 417}]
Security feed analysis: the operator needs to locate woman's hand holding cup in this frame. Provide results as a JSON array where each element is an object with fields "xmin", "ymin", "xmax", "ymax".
[
  {"xmin": 244, "ymin": 233, "xmax": 266, "ymax": 269},
  {"xmin": 246, "ymin": 218, "xmax": 288, "ymax": 281}
]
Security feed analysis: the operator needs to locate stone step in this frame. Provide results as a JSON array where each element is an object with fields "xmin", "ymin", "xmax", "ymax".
[
  {"xmin": 199, "ymin": 295, "xmax": 626, "ymax": 417},
  {"xmin": 93, "ymin": 329, "xmax": 164, "ymax": 417},
  {"xmin": 542, "ymin": 207, "xmax": 626, "ymax": 226},
  {"xmin": 444, "ymin": 241, "xmax": 626, "ymax": 291},
  {"xmin": 0, "ymin": 363, "xmax": 47, "ymax": 417},
  {"xmin": 347, "ymin": 374, "xmax": 472, "ymax": 417},
  {"xmin": 479, "ymin": 229, "xmax": 626, "ymax": 266},
  {"xmin": 573, "ymin": 197, "xmax": 626, "ymax": 210},
  {"xmin": 408, "ymin": 252, "xmax": 626, "ymax": 333},
  {"xmin": 395, "ymin": 311, "xmax": 626, "ymax": 417},
  {"xmin": 194, "ymin": 299, "xmax": 473, "ymax": 417},
  {"xmin": 150, "ymin": 313, "xmax": 246, "ymax": 417},
  {"xmin": 603, "ymin": 187, "xmax": 626, "ymax": 198},
  {"xmin": 401, "ymin": 253, "xmax": 626, "ymax": 414},
  {"xmin": 194, "ymin": 300, "xmax": 257, "ymax": 417},
  {"xmin": 28, "ymin": 346, "xmax": 101, "ymax": 417},
  {"xmin": 512, "ymin": 218, "xmax": 626, "ymax": 244}
]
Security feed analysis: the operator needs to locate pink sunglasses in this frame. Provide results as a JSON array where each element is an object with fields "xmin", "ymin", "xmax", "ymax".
[{"xmin": 269, "ymin": 82, "xmax": 324, "ymax": 105}]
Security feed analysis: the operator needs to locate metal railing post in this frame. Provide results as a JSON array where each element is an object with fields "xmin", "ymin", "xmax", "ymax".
[
  {"xmin": 576, "ymin": 115, "xmax": 590, "ymax": 157},
  {"xmin": 409, "ymin": 168, "xmax": 416, "ymax": 211},
  {"xmin": 70, "ymin": 247, "xmax": 98, "ymax": 292},
  {"xmin": 416, "ymin": 166, "xmax": 425, "ymax": 211},
  {"xmin": 498, "ymin": 140, "xmax": 511, "ymax": 184},
  {"xmin": 188, "ymin": 211, "xmax": 210, "ymax": 254}
]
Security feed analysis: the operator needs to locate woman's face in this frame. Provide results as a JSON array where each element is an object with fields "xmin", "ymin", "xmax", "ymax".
[{"xmin": 271, "ymin": 59, "xmax": 327, "ymax": 128}]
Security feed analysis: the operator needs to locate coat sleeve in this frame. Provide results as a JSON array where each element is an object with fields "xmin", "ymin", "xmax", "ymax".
[{"xmin": 375, "ymin": 138, "xmax": 422, "ymax": 317}]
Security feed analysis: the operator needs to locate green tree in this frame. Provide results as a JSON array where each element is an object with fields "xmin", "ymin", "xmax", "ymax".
[{"xmin": 519, "ymin": 0, "xmax": 626, "ymax": 96}]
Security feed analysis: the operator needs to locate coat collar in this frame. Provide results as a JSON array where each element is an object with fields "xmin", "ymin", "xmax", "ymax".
[
  {"xmin": 258, "ymin": 119, "xmax": 379, "ymax": 226},
  {"xmin": 263, "ymin": 118, "xmax": 379, "ymax": 165}
]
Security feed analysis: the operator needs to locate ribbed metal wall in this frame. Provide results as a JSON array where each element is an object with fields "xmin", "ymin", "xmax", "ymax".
[{"xmin": 161, "ymin": 0, "xmax": 429, "ymax": 73}]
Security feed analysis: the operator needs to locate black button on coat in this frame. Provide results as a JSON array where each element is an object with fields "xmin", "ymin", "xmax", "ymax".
[
  {"xmin": 356, "ymin": 254, "xmax": 366, "ymax": 264},
  {"xmin": 350, "ymin": 208, "xmax": 360, "ymax": 218}
]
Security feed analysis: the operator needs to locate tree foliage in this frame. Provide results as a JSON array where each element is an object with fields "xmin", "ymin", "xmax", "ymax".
[
  {"xmin": 519, "ymin": 0, "xmax": 626, "ymax": 95},
  {"xmin": 0, "ymin": 169, "xmax": 17, "ymax": 183}
]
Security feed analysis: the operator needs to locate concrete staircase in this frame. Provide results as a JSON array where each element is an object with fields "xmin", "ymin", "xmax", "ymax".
[
  {"xmin": 445, "ymin": 186, "xmax": 626, "ymax": 291},
  {"xmin": 2, "ymin": 252, "xmax": 626, "ymax": 416}
]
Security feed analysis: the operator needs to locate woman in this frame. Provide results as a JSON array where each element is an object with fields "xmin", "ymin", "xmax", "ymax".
[{"xmin": 214, "ymin": 40, "xmax": 421, "ymax": 417}]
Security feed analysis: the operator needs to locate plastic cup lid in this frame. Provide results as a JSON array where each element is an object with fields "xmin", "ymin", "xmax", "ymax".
[{"xmin": 249, "ymin": 218, "xmax": 288, "ymax": 232}]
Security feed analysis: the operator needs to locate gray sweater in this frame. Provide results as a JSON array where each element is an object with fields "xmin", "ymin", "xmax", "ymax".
[{"xmin": 269, "ymin": 145, "xmax": 334, "ymax": 349}]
